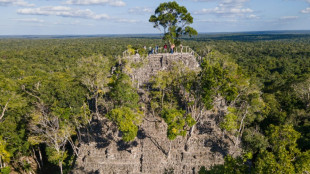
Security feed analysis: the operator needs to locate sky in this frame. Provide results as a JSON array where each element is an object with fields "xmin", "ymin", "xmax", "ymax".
[{"xmin": 0, "ymin": 0, "xmax": 310, "ymax": 35}]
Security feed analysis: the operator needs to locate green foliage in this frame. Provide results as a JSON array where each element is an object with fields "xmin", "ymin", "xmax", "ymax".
[
  {"xmin": 107, "ymin": 107, "xmax": 143, "ymax": 142},
  {"xmin": 0, "ymin": 137, "xmax": 11, "ymax": 168},
  {"xmin": 297, "ymin": 120, "xmax": 310, "ymax": 151},
  {"xmin": 108, "ymin": 72, "xmax": 140, "ymax": 108},
  {"xmin": 20, "ymin": 72, "xmax": 88, "ymax": 173},
  {"xmin": 0, "ymin": 76, "xmax": 26, "ymax": 113},
  {"xmin": 220, "ymin": 107, "xmax": 238, "ymax": 132},
  {"xmin": 107, "ymin": 69, "xmax": 143, "ymax": 142},
  {"xmin": 242, "ymin": 128, "xmax": 269, "ymax": 152},
  {"xmin": 151, "ymin": 70, "xmax": 175, "ymax": 108},
  {"xmin": 1, "ymin": 34, "xmax": 310, "ymax": 173},
  {"xmin": 198, "ymin": 62, "xmax": 220, "ymax": 109},
  {"xmin": 149, "ymin": 1, "xmax": 197, "ymax": 45},
  {"xmin": 261, "ymin": 93, "xmax": 286, "ymax": 125},
  {"xmin": 267, "ymin": 124, "xmax": 300, "ymax": 151},
  {"xmin": 193, "ymin": 37, "xmax": 310, "ymax": 174},
  {"xmin": 150, "ymin": 63, "xmax": 198, "ymax": 140},
  {"xmin": 295, "ymin": 151, "xmax": 310, "ymax": 173},
  {"xmin": 255, "ymin": 125, "xmax": 310, "ymax": 174},
  {"xmin": 151, "ymin": 62, "xmax": 197, "ymax": 110},
  {"xmin": 0, "ymin": 167, "xmax": 11, "ymax": 174},
  {"xmin": 46, "ymin": 147, "xmax": 68, "ymax": 166},
  {"xmin": 185, "ymin": 114, "xmax": 196, "ymax": 127},
  {"xmin": 75, "ymin": 55, "xmax": 112, "ymax": 95},
  {"xmin": 137, "ymin": 48, "xmax": 147, "ymax": 57},
  {"xmin": 161, "ymin": 108, "xmax": 195, "ymax": 140},
  {"xmin": 22, "ymin": 73, "xmax": 86, "ymax": 110},
  {"xmin": 199, "ymin": 154, "xmax": 251, "ymax": 174},
  {"xmin": 199, "ymin": 52, "xmax": 267, "ymax": 151},
  {"xmin": 199, "ymin": 52, "xmax": 243, "ymax": 109},
  {"xmin": 153, "ymin": 70, "xmax": 174, "ymax": 91},
  {"xmin": 126, "ymin": 45, "xmax": 136, "ymax": 55},
  {"xmin": 256, "ymin": 149, "xmax": 298, "ymax": 174},
  {"xmin": 0, "ymin": 76, "xmax": 29, "ymax": 158}
]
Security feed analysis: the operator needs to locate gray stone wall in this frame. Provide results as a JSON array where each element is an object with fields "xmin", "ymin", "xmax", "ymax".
[
  {"xmin": 125, "ymin": 53, "xmax": 200, "ymax": 87},
  {"xmin": 73, "ymin": 53, "xmax": 239, "ymax": 174}
]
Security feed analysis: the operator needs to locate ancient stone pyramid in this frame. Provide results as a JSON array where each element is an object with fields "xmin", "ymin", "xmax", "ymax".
[{"xmin": 73, "ymin": 52, "xmax": 238, "ymax": 174}]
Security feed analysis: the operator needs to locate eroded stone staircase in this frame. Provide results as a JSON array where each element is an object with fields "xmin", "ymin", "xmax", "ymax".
[{"xmin": 126, "ymin": 53, "xmax": 200, "ymax": 88}]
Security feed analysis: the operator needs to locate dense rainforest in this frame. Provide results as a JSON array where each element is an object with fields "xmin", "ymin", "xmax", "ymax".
[{"xmin": 0, "ymin": 34, "xmax": 309, "ymax": 173}]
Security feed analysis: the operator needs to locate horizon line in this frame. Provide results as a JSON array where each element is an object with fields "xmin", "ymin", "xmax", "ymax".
[{"xmin": 1, "ymin": 29, "xmax": 310, "ymax": 37}]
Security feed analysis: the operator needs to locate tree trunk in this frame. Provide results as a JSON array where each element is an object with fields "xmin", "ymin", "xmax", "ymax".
[
  {"xmin": 185, "ymin": 124, "xmax": 195, "ymax": 151},
  {"xmin": 38, "ymin": 147, "xmax": 43, "ymax": 167},
  {"xmin": 76, "ymin": 126, "xmax": 82, "ymax": 143},
  {"xmin": 95, "ymin": 93, "xmax": 99, "ymax": 118},
  {"xmin": 32, "ymin": 148, "xmax": 41, "ymax": 170},
  {"xmin": 152, "ymin": 108, "xmax": 155, "ymax": 117},
  {"xmin": 161, "ymin": 90, "xmax": 165, "ymax": 109},
  {"xmin": 235, "ymin": 104, "xmax": 248, "ymax": 147},
  {"xmin": 0, "ymin": 156, "xmax": 3, "ymax": 168},
  {"xmin": 0, "ymin": 99, "xmax": 10, "ymax": 121},
  {"xmin": 59, "ymin": 161, "xmax": 63, "ymax": 174},
  {"xmin": 68, "ymin": 137, "xmax": 79, "ymax": 157}
]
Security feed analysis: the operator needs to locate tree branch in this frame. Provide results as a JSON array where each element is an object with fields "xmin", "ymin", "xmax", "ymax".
[
  {"xmin": 0, "ymin": 98, "xmax": 11, "ymax": 121},
  {"xmin": 22, "ymin": 85, "xmax": 43, "ymax": 104}
]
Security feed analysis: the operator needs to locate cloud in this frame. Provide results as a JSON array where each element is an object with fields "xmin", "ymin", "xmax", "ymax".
[
  {"xmin": 53, "ymin": 20, "xmax": 95, "ymax": 26},
  {"xmin": 247, "ymin": 14, "xmax": 259, "ymax": 19},
  {"xmin": 280, "ymin": 16, "xmax": 298, "ymax": 20},
  {"xmin": 191, "ymin": 0, "xmax": 215, "ymax": 1},
  {"xmin": 65, "ymin": 0, "xmax": 126, "ymax": 7},
  {"xmin": 0, "ymin": 0, "xmax": 34, "ymax": 7},
  {"xmin": 17, "ymin": 6, "xmax": 139, "ymax": 23},
  {"xmin": 128, "ymin": 7, "xmax": 152, "ymax": 14},
  {"xmin": 17, "ymin": 6, "xmax": 111, "ymax": 19},
  {"xmin": 301, "ymin": 7, "xmax": 310, "ymax": 13},
  {"xmin": 196, "ymin": 18, "xmax": 237, "ymax": 23},
  {"xmin": 270, "ymin": 15, "xmax": 299, "ymax": 25},
  {"xmin": 54, "ymin": 20, "xmax": 80, "ymax": 25},
  {"xmin": 195, "ymin": 7, "xmax": 253, "ymax": 15},
  {"xmin": 114, "ymin": 18, "xmax": 140, "ymax": 23},
  {"xmin": 13, "ymin": 18, "xmax": 45, "ymax": 23},
  {"xmin": 194, "ymin": 0, "xmax": 254, "ymax": 17}
]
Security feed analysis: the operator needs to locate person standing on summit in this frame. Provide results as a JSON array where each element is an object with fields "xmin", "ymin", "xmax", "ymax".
[
  {"xmin": 148, "ymin": 46, "xmax": 152, "ymax": 55},
  {"xmin": 170, "ymin": 44, "xmax": 175, "ymax": 54},
  {"xmin": 180, "ymin": 44, "xmax": 183, "ymax": 53},
  {"xmin": 164, "ymin": 44, "xmax": 168, "ymax": 53},
  {"xmin": 155, "ymin": 45, "xmax": 159, "ymax": 54}
]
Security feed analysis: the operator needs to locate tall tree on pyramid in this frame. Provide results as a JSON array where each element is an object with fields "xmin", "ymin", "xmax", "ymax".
[{"xmin": 149, "ymin": 1, "xmax": 198, "ymax": 46}]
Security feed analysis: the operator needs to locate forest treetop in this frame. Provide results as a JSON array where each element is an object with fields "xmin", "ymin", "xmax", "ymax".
[{"xmin": 0, "ymin": 34, "xmax": 310, "ymax": 173}]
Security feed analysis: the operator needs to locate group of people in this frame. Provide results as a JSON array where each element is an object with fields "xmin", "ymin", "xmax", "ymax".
[
  {"xmin": 144, "ymin": 44, "xmax": 183, "ymax": 55},
  {"xmin": 144, "ymin": 45, "xmax": 159, "ymax": 55}
]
